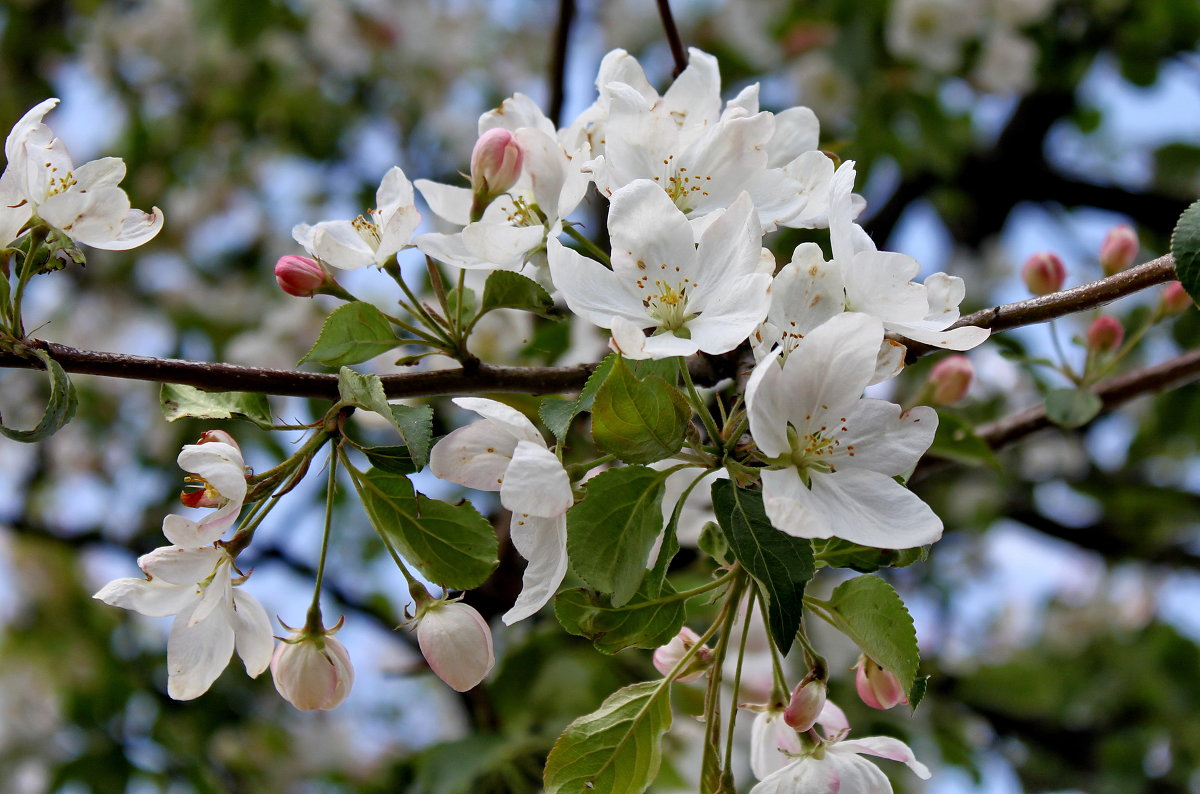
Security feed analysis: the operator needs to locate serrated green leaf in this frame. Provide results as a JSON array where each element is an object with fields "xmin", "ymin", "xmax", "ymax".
[
  {"xmin": 159, "ymin": 383, "xmax": 273, "ymax": 427},
  {"xmin": 337, "ymin": 367, "xmax": 392, "ymax": 417},
  {"xmin": 300, "ymin": 301, "xmax": 401, "ymax": 366},
  {"xmin": 1044, "ymin": 387, "xmax": 1103, "ymax": 429},
  {"xmin": 480, "ymin": 270, "xmax": 559, "ymax": 319},
  {"xmin": 812, "ymin": 538, "xmax": 925, "ymax": 572},
  {"xmin": 1171, "ymin": 199, "xmax": 1200, "ymax": 305},
  {"xmin": 909, "ymin": 675, "xmax": 930, "ymax": 711},
  {"xmin": 361, "ymin": 445, "xmax": 417, "ymax": 474},
  {"xmin": 567, "ymin": 466, "xmax": 668, "ymax": 607},
  {"xmin": 555, "ymin": 581, "xmax": 686, "ymax": 654},
  {"xmin": 824, "ymin": 574, "xmax": 920, "ymax": 698},
  {"xmin": 544, "ymin": 681, "xmax": 673, "ymax": 794},
  {"xmin": 926, "ymin": 410, "xmax": 1001, "ymax": 469},
  {"xmin": 592, "ymin": 357, "xmax": 688, "ymax": 464},
  {"xmin": 711, "ymin": 480, "xmax": 814, "ymax": 656},
  {"xmin": 0, "ymin": 350, "xmax": 77, "ymax": 442},
  {"xmin": 539, "ymin": 396, "xmax": 578, "ymax": 441},
  {"xmin": 351, "ymin": 467, "xmax": 498, "ymax": 589},
  {"xmin": 389, "ymin": 403, "xmax": 434, "ymax": 468}
]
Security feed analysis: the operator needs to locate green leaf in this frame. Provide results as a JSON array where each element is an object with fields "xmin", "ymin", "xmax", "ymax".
[
  {"xmin": 360, "ymin": 445, "xmax": 418, "ymax": 475},
  {"xmin": 337, "ymin": 368, "xmax": 433, "ymax": 467},
  {"xmin": 926, "ymin": 411, "xmax": 1001, "ymax": 469},
  {"xmin": 824, "ymin": 574, "xmax": 920, "ymax": 698},
  {"xmin": 447, "ymin": 285, "xmax": 477, "ymax": 321},
  {"xmin": 480, "ymin": 270, "xmax": 559, "ymax": 319},
  {"xmin": 1044, "ymin": 387, "xmax": 1103, "ymax": 429},
  {"xmin": 544, "ymin": 681, "xmax": 673, "ymax": 794},
  {"xmin": 566, "ymin": 466, "xmax": 667, "ymax": 607},
  {"xmin": 813, "ymin": 538, "xmax": 925, "ymax": 572},
  {"xmin": 592, "ymin": 357, "xmax": 688, "ymax": 464},
  {"xmin": 0, "ymin": 349, "xmax": 77, "ymax": 442},
  {"xmin": 539, "ymin": 396, "xmax": 578, "ymax": 441},
  {"xmin": 698, "ymin": 521, "xmax": 730, "ymax": 567},
  {"xmin": 159, "ymin": 383, "xmax": 273, "ymax": 427},
  {"xmin": 300, "ymin": 301, "xmax": 401, "ymax": 366},
  {"xmin": 711, "ymin": 480, "xmax": 814, "ymax": 656},
  {"xmin": 555, "ymin": 581, "xmax": 686, "ymax": 654},
  {"xmin": 1171, "ymin": 198, "xmax": 1200, "ymax": 305},
  {"xmin": 352, "ymin": 467, "xmax": 498, "ymax": 589},
  {"xmin": 389, "ymin": 403, "xmax": 434, "ymax": 468}
]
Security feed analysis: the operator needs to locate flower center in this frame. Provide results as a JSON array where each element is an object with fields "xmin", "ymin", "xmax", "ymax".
[
  {"xmin": 352, "ymin": 212, "xmax": 382, "ymax": 249},
  {"xmin": 503, "ymin": 195, "xmax": 543, "ymax": 228},
  {"xmin": 45, "ymin": 167, "xmax": 78, "ymax": 197},
  {"xmin": 638, "ymin": 276, "xmax": 696, "ymax": 333},
  {"xmin": 650, "ymin": 156, "xmax": 712, "ymax": 214},
  {"xmin": 784, "ymin": 417, "xmax": 855, "ymax": 483}
]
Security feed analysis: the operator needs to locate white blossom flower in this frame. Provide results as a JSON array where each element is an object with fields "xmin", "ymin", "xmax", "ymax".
[
  {"xmin": 93, "ymin": 544, "xmax": 273, "ymax": 700},
  {"xmin": 0, "ymin": 98, "xmax": 163, "ymax": 250},
  {"xmin": 549, "ymin": 179, "xmax": 771, "ymax": 360},
  {"xmin": 169, "ymin": 430, "xmax": 248, "ymax": 547},
  {"xmin": 751, "ymin": 701, "xmax": 931, "ymax": 793},
  {"xmin": 293, "ymin": 165, "xmax": 421, "ymax": 269},
  {"xmin": 429, "ymin": 397, "xmax": 572, "ymax": 624},
  {"xmin": 746, "ymin": 313, "xmax": 942, "ymax": 549}
]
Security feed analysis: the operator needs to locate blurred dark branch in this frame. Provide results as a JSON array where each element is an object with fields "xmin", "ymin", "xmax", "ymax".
[
  {"xmin": 655, "ymin": 0, "xmax": 688, "ymax": 77},
  {"xmin": 0, "ymin": 254, "xmax": 1181, "ymax": 400},
  {"xmin": 547, "ymin": 0, "xmax": 576, "ymax": 126},
  {"xmin": 1005, "ymin": 505, "xmax": 1200, "ymax": 571}
]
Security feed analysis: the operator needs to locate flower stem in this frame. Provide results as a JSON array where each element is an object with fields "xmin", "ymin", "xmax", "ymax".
[
  {"xmin": 306, "ymin": 449, "xmax": 339, "ymax": 632},
  {"xmin": 678, "ymin": 357, "xmax": 725, "ymax": 450},
  {"xmin": 723, "ymin": 585, "xmax": 757, "ymax": 774},
  {"xmin": 563, "ymin": 223, "xmax": 611, "ymax": 267}
]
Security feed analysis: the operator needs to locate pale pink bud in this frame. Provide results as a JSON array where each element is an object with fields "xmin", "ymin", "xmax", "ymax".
[
  {"xmin": 652, "ymin": 626, "xmax": 713, "ymax": 682},
  {"xmin": 927, "ymin": 354, "xmax": 973, "ymax": 405},
  {"xmin": 275, "ymin": 255, "xmax": 332, "ymax": 297},
  {"xmin": 1099, "ymin": 224, "xmax": 1138, "ymax": 276},
  {"xmin": 1087, "ymin": 315, "xmax": 1124, "ymax": 353},
  {"xmin": 1161, "ymin": 281, "xmax": 1194, "ymax": 315},
  {"xmin": 416, "ymin": 600, "xmax": 495, "ymax": 692},
  {"xmin": 196, "ymin": 429, "xmax": 240, "ymax": 450},
  {"xmin": 784, "ymin": 679, "xmax": 827, "ymax": 732},
  {"xmin": 470, "ymin": 128, "xmax": 524, "ymax": 199},
  {"xmin": 854, "ymin": 655, "xmax": 907, "ymax": 710},
  {"xmin": 1021, "ymin": 252, "xmax": 1065, "ymax": 295},
  {"xmin": 271, "ymin": 627, "xmax": 354, "ymax": 711}
]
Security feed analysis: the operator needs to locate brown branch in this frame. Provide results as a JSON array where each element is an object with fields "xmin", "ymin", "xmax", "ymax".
[
  {"xmin": 899, "ymin": 254, "xmax": 1177, "ymax": 362},
  {"xmin": 655, "ymin": 0, "xmax": 688, "ymax": 77},
  {"xmin": 0, "ymin": 255, "xmax": 1181, "ymax": 401}
]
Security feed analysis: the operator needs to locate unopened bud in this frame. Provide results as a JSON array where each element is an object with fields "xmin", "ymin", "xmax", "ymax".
[
  {"xmin": 784, "ymin": 678, "xmax": 827, "ymax": 732},
  {"xmin": 470, "ymin": 128, "xmax": 523, "ymax": 205},
  {"xmin": 1087, "ymin": 315, "xmax": 1124, "ymax": 353},
  {"xmin": 1021, "ymin": 252, "xmax": 1065, "ymax": 295},
  {"xmin": 927, "ymin": 354, "xmax": 973, "ymax": 405},
  {"xmin": 1161, "ymin": 281, "xmax": 1194, "ymax": 315},
  {"xmin": 275, "ymin": 255, "xmax": 332, "ymax": 297},
  {"xmin": 196, "ymin": 429, "xmax": 240, "ymax": 450},
  {"xmin": 653, "ymin": 627, "xmax": 714, "ymax": 682},
  {"xmin": 1099, "ymin": 224, "xmax": 1138, "ymax": 276},
  {"xmin": 416, "ymin": 600, "xmax": 495, "ymax": 692},
  {"xmin": 180, "ymin": 430, "xmax": 243, "ymax": 508},
  {"xmin": 854, "ymin": 654, "xmax": 907, "ymax": 710},
  {"xmin": 271, "ymin": 621, "xmax": 354, "ymax": 711}
]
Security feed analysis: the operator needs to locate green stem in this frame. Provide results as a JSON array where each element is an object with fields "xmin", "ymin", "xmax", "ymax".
[
  {"xmin": 576, "ymin": 570, "xmax": 735, "ymax": 611},
  {"xmin": 339, "ymin": 450, "xmax": 423, "ymax": 590},
  {"xmin": 678, "ymin": 357, "xmax": 725, "ymax": 450},
  {"xmin": 564, "ymin": 453, "xmax": 617, "ymax": 479},
  {"xmin": 723, "ymin": 585, "xmax": 757, "ymax": 774},
  {"xmin": 305, "ymin": 450, "xmax": 339, "ymax": 632},
  {"xmin": 382, "ymin": 260, "xmax": 456, "ymax": 347},
  {"xmin": 699, "ymin": 570, "xmax": 747, "ymax": 792},
  {"xmin": 1048, "ymin": 318, "xmax": 1082, "ymax": 386},
  {"xmin": 563, "ymin": 224, "xmax": 611, "ymax": 266}
]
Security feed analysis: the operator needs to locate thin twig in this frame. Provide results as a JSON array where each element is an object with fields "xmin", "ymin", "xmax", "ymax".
[{"xmin": 655, "ymin": 0, "xmax": 688, "ymax": 77}]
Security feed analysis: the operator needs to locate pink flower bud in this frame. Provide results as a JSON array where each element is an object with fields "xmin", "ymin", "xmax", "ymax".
[
  {"xmin": 783, "ymin": 678, "xmax": 827, "ymax": 732},
  {"xmin": 180, "ymin": 430, "xmax": 243, "ymax": 508},
  {"xmin": 854, "ymin": 654, "xmax": 907, "ymax": 710},
  {"xmin": 416, "ymin": 600, "xmax": 495, "ymax": 692},
  {"xmin": 652, "ymin": 627, "xmax": 714, "ymax": 682},
  {"xmin": 470, "ymin": 128, "xmax": 524, "ymax": 200},
  {"xmin": 1099, "ymin": 224, "xmax": 1138, "ymax": 276},
  {"xmin": 1161, "ymin": 281, "xmax": 1194, "ymax": 315},
  {"xmin": 271, "ymin": 625, "xmax": 354, "ymax": 711},
  {"xmin": 275, "ymin": 255, "xmax": 332, "ymax": 298},
  {"xmin": 927, "ymin": 354, "xmax": 973, "ymax": 405},
  {"xmin": 1087, "ymin": 315, "xmax": 1124, "ymax": 353},
  {"xmin": 1021, "ymin": 252, "xmax": 1065, "ymax": 295},
  {"xmin": 196, "ymin": 429, "xmax": 240, "ymax": 450}
]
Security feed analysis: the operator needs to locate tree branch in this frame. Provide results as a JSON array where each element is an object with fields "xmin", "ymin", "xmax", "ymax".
[
  {"xmin": 0, "ymin": 255, "xmax": 1181, "ymax": 400},
  {"xmin": 547, "ymin": 0, "xmax": 576, "ymax": 127},
  {"xmin": 655, "ymin": 0, "xmax": 688, "ymax": 77}
]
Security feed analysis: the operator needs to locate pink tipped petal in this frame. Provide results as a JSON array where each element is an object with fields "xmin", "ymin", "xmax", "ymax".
[{"xmin": 839, "ymin": 737, "xmax": 932, "ymax": 779}]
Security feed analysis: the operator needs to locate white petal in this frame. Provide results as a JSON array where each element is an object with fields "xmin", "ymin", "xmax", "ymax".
[
  {"xmin": 138, "ymin": 545, "xmax": 224, "ymax": 586},
  {"xmin": 375, "ymin": 166, "xmax": 415, "ymax": 215},
  {"xmin": 805, "ymin": 468, "xmax": 943, "ymax": 548},
  {"xmin": 73, "ymin": 157, "xmax": 126, "ymax": 189},
  {"xmin": 501, "ymin": 440, "xmax": 571, "ymax": 517},
  {"xmin": 90, "ymin": 206, "xmax": 164, "ymax": 251},
  {"xmin": 414, "ymin": 179, "xmax": 472, "ymax": 226},
  {"xmin": 608, "ymin": 180, "xmax": 697, "ymax": 284},
  {"xmin": 822, "ymin": 750, "xmax": 894, "ymax": 793},
  {"xmin": 462, "ymin": 220, "xmax": 543, "ymax": 267},
  {"xmin": 93, "ymin": 576, "xmax": 197, "ymax": 618},
  {"xmin": 414, "ymin": 231, "xmax": 492, "ymax": 270},
  {"xmin": 760, "ymin": 467, "xmax": 833, "ymax": 539},
  {"xmin": 750, "ymin": 757, "xmax": 837, "ymax": 794},
  {"xmin": 836, "ymin": 402, "xmax": 937, "ymax": 476},
  {"xmin": 685, "ymin": 272, "xmax": 772, "ymax": 355},
  {"xmin": 166, "ymin": 599, "xmax": 235, "ymax": 700},
  {"xmin": 750, "ymin": 711, "xmax": 804, "ymax": 779},
  {"xmin": 777, "ymin": 313, "xmax": 883, "ymax": 432},
  {"xmin": 839, "ymin": 736, "xmax": 932, "ymax": 779},
  {"xmin": 767, "ymin": 106, "xmax": 820, "ymax": 168},
  {"xmin": 690, "ymin": 191, "xmax": 763, "ymax": 303},
  {"xmin": 609, "ymin": 316, "xmax": 651, "ymax": 360},
  {"xmin": 310, "ymin": 221, "xmax": 375, "ymax": 270},
  {"xmin": 162, "ymin": 514, "xmax": 229, "ymax": 547},
  {"xmin": 177, "ymin": 442, "xmax": 246, "ymax": 503},
  {"xmin": 745, "ymin": 349, "xmax": 791, "ymax": 458},
  {"xmin": 453, "ymin": 397, "xmax": 543, "ymax": 444},
  {"xmin": 230, "ymin": 589, "xmax": 274, "ymax": 677},
  {"xmin": 502, "ymin": 513, "xmax": 569, "ymax": 624},
  {"xmin": 429, "ymin": 421, "xmax": 518, "ymax": 492},
  {"xmin": 547, "ymin": 237, "xmax": 647, "ymax": 328}
]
